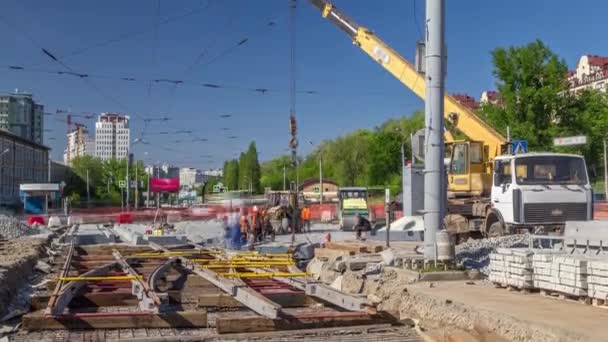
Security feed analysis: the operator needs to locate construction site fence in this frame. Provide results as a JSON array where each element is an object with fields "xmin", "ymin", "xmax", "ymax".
[
  {"xmin": 60, "ymin": 202, "xmax": 405, "ymax": 225},
  {"xmin": 18, "ymin": 200, "xmax": 608, "ymax": 226}
]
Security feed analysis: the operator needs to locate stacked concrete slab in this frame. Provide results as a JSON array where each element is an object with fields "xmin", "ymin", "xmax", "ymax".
[
  {"xmin": 587, "ymin": 258, "xmax": 608, "ymax": 302},
  {"xmin": 533, "ymin": 254, "xmax": 588, "ymax": 297},
  {"xmin": 489, "ymin": 248, "xmax": 534, "ymax": 289}
]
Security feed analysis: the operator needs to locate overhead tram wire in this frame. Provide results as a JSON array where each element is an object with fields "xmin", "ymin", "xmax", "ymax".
[
  {"xmin": 22, "ymin": 1, "xmax": 213, "ymax": 69},
  {"xmin": 0, "ymin": 14, "xmax": 154, "ymax": 126},
  {"xmin": 1, "ymin": 64, "xmax": 409, "ymax": 99}
]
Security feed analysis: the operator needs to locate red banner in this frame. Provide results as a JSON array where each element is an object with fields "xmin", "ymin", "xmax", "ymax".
[{"xmin": 150, "ymin": 177, "xmax": 180, "ymax": 193}]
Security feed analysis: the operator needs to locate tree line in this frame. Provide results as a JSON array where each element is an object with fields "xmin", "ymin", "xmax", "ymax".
[{"xmin": 65, "ymin": 155, "xmax": 148, "ymax": 206}]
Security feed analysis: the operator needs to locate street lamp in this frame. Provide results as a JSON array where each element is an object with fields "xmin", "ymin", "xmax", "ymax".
[
  {"xmin": 0, "ymin": 148, "xmax": 10, "ymax": 207},
  {"xmin": 306, "ymin": 140, "xmax": 323, "ymax": 205},
  {"xmin": 126, "ymin": 138, "xmax": 146, "ymax": 211}
]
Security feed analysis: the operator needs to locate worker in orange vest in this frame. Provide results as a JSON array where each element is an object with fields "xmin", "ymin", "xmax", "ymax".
[
  {"xmin": 301, "ymin": 206, "xmax": 311, "ymax": 232},
  {"xmin": 239, "ymin": 208, "xmax": 250, "ymax": 247}
]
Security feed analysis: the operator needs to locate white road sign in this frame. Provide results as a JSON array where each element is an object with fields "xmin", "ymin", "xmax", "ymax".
[{"xmin": 553, "ymin": 135, "xmax": 587, "ymax": 146}]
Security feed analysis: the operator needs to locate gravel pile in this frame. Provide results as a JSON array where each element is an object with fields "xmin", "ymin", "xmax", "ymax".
[
  {"xmin": 456, "ymin": 234, "xmax": 530, "ymax": 276},
  {"xmin": 0, "ymin": 215, "xmax": 40, "ymax": 240}
]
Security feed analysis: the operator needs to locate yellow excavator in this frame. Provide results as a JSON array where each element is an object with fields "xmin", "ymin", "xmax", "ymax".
[{"xmin": 309, "ymin": 0, "xmax": 594, "ymax": 238}]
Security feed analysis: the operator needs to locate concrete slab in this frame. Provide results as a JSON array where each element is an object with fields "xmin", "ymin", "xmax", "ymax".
[{"xmin": 408, "ymin": 280, "xmax": 608, "ymax": 341}]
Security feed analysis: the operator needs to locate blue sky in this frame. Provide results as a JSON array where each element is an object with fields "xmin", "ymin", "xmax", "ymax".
[{"xmin": 0, "ymin": 0, "xmax": 605, "ymax": 169}]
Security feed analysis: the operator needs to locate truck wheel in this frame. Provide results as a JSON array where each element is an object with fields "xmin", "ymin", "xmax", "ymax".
[{"xmin": 487, "ymin": 221, "xmax": 504, "ymax": 238}]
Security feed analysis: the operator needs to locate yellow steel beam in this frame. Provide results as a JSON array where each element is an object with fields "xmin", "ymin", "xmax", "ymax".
[
  {"xmin": 217, "ymin": 272, "xmax": 309, "ymax": 278},
  {"xmin": 131, "ymin": 250, "xmax": 220, "ymax": 257},
  {"xmin": 203, "ymin": 263, "xmax": 294, "ymax": 269},
  {"xmin": 58, "ymin": 275, "xmax": 143, "ymax": 281}
]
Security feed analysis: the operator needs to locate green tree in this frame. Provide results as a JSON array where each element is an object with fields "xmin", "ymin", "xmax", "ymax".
[
  {"xmin": 223, "ymin": 159, "xmax": 239, "ymax": 191},
  {"xmin": 479, "ymin": 40, "xmax": 572, "ymax": 149},
  {"xmin": 69, "ymin": 155, "xmax": 104, "ymax": 198},
  {"xmin": 237, "ymin": 142, "xmax": 262, "ymax": 193},
  {"xmin": 238, "ymin": 151, "xmax": 249, "ymax": 190},
  {"xmin": 367, "ymin": 130, "xmax": 402, "ymax": 186},
  {"xmin": 248, "ymin": 142, "xmax": 262, "ymax": 193}
]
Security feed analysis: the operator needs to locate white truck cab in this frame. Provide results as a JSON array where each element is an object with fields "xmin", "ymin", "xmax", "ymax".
[{"xmin": 485, "ymin": 153, "xmax": 593, "ymax": 236}]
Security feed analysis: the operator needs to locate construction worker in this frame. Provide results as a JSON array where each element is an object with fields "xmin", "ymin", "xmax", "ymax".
[
  {"xmin": 239, "ymin": 208, "xmax": 250, "ymax": 248},
  {"xmin": 251, "ymin": 207, "xmax": 263, "ymax": 242},
  {"xmin": 353, "ymin": 213, "xmax": 372, "ymax": 241},
  {"xmin": 301, "ymin": 206, "xmax": 311, "ymax": 232},
  {"xmin": 229, "ymin": 209, "xmax": 242, "ymax": 250}
]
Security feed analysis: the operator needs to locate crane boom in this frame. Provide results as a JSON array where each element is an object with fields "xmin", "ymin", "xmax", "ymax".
[{"xmin": 309, "ymin": 0, "xmax": 505, "ymax": 159}]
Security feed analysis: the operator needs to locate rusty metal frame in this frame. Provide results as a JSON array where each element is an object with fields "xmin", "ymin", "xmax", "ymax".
[
  {"xmin": 45, "ymin": 241, "xmax": 74, "ymax": 316},
  {"xmin": 112, "ymin": 249, "xmax": 164, "ymax": 313},
  {"xmin": 46, "ymin": 259, "xmax": 118, "ymax": 317}
]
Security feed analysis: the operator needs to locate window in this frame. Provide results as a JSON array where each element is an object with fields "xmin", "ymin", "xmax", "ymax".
[
  {"xmin": 450, "ymin": 144, "xmax": 467, "ymax": 175},
  {"xmin": 514, "ymin": 156, "xmax": 587, "ymax": 185},
  {"xmin": 470, "ymin": 142, "xmax": 482, "ymax": 163}
]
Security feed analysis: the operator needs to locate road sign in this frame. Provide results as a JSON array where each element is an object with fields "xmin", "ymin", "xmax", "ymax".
[
  {"xmin": 554, "ymin": 135, "xmax": 587, "ymax": 146},
  {"xmin": 512, "ymin": 140, "xmax": 528, "ymax": 154},
  {"xmin": 119, "ymin": 180, "xmax": 126, "ymax": 189}
]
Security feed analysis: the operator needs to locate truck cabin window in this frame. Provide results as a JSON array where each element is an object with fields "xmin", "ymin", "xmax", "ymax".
[{"xmin": 514, "ymin": 156, "xmax": 587, "ymax": 185}]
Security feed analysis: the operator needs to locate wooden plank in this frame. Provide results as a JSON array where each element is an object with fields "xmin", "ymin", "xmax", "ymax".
[
  {"xmin": 324, "ymin": 242, "xmax": 366, "ymax": 253},
  {"xmin": 22, "ymin": 310, "xmax": 207, "ymax": 331},
  {"xmin": 313, "ymin": 248, "xmax": 353, "ymax": 260},
  {"xmin": 215, "ymin": 312, "xmax": 381, "ymax": 334},
  {"xmin": 178, "ymin": 256, "xmax": 282, "ymax": 319},
  {"xmin": 197, "ymin": 294, "xmax": 243, "ymax": 308},
  {"xmin": 30, "ymin": 290, "xmax": 199, "ymax": 310}
]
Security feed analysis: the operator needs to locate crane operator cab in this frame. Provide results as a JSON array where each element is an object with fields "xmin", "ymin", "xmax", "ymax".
[
  {"xmin": 447, "ymin": 140, "xmax": 491, "ymax": 198},
  {"xmin": 486, "ymin": 153, "xmax": 592, "ymax": 236}
]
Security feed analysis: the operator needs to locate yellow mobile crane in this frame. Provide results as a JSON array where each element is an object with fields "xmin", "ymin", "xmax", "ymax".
[
  {"xmin": 309, "ymin": 0, "xmax": 505, "ymax": 198},
  {"xmin": 309, "ymin": 0, "xmax": 594, "ymax": 238}
]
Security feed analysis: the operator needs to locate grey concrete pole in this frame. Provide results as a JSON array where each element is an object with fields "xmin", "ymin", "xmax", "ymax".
[
  {"xmin": 86, "ymin": 169, "xmax": 90, "ymax": 205},
  {"xmin": 604, "ymin": 139, "xmax": 607, "ymax": 200},
  {"xmin": 135, "ymin": 161, "xmax": 139, "ymax": 210},
  {"xmin": 423, "ymin": 0, "xmax": 446, "ymax": 260},
  {"xmin": 126, "ymin": 152, "xmax": 130, "ymax": 211},
  {"xmin": 319, "ymin": 157, "xmax": 323, "ymax": 205}
]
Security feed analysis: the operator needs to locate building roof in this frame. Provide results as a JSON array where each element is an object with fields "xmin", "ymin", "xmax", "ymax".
[
  {"xmin": 586, "ymin": 55, "xmax": 608, "ymax": 67},
  {"xmin": 298, "ymin": 178, "xmax": 338, "ymax": 190},
  {"xmin": 0, "ymin": 128, "xmax": 50, "ymax": 150},
  {"xmin": 452, "ymin": 93, "xmax": 478, "ymax": 110}
]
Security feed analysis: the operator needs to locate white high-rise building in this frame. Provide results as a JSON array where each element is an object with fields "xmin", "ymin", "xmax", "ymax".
[
  {"xmin": 63, "ymin": 126, "xmax": 94, "ymax": 165},
  {"xmin": 180, "ymin": 167, "xmax": 204, "ymax": 188},
  {"xmin": 95, "ymin": 113, "xmax": 130, "ymax": 161}
]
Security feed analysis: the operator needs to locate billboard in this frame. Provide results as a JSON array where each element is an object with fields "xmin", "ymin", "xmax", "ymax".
[{"xmin": 150, "ymin": 177, "xmax": 180, "ymax": 193}]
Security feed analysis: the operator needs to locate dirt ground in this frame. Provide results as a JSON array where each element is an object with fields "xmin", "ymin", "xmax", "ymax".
[
  {"xmin": 312, "ymin": 252, "xmax": 608, "ymax": 342},
  {"xmin": 0, "ymin": 237, "xmax": 48, "ymax": 318},
  {"xmin": 405, "ymin": 280, "xmax": 608, "ymax": 342}
]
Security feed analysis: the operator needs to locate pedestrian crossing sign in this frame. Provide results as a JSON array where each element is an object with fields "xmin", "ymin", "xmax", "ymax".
[{"xmin": 512, "ymin": 140, "xmax": 528, "ymax": 154}]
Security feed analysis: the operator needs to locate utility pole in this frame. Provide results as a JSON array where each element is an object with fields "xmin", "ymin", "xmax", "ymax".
[
  {"xmin": 86, "ymin": 169, "xmax": 90, "ymax": 206},
  {"xmin": 319, "ymin": 156, "xmax": 323, "ymax": 205},
  {"xmin": 604, "ymin": 139, "xmax": 608, "ymax": 201},
  {"xmin": 147, "ymin": 172, "xmax": 151, "ymax": 208},
  {"xmin": 126, "ymin": 153, "xmax": 130, "ymax": 211},
  {"xmin": 423, "ymin": 0, "xmax": 446, "ymax": 261},
  {"xmin": 135, "ymin": 160, "xmax": 139, "ymax": 210},
  {"xmin": 283, "ymin": 164, "xmax": 286, "ymax": 191}
]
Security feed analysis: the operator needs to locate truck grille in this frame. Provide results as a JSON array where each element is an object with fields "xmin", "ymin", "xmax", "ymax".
[{"xmin": 523, "ymin": 203, "xmax": 587, "ymax": 223}]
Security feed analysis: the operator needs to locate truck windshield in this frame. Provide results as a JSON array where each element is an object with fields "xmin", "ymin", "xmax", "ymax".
[
  {"xmin": 340, "ymin": 190, "xmax": 367, "ymax": 199},
  {"xmin": 514, "ymin": 156, "xmax": 587, "ymax": 185}
]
